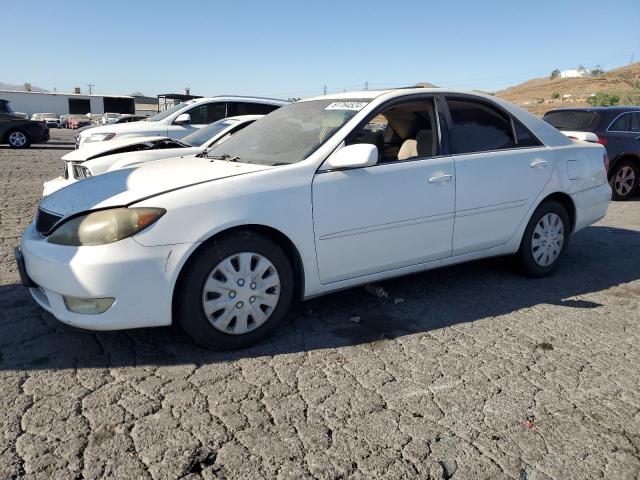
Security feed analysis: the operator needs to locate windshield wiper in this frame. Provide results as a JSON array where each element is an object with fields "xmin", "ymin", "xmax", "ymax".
[{"xmin": 204, "ymin": 153, "xmax": 240, "ymax": 162}]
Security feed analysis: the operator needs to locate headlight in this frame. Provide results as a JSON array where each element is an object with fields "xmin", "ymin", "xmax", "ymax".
[
  {"xmin": 84, "ymin": 132, "xmax": 116, "ymax": 143},
  {"xmin": 72, "ymin": 164, "xmax": 92, "ymax": 179},
  {"xmin": 47, "ymin": 207, "xmax": 166, "ymax": 246}
]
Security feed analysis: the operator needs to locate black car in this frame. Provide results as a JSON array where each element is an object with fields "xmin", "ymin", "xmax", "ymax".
[
  {"xmin": 543, "ymin": 106, "xmax": 640, "ymax": 200},
  {"xmin": 0, "ymin": 99, "xmax": 50, "ymax": 148}
]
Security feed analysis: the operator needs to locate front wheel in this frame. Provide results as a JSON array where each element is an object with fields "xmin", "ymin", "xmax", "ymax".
[
  {"xmin": 177, "ymin": 232, "xmax": 294, "ymax": 350},
  {"xmin": 7, "ymin": 130, "xmax": 30, "ymax": 148},
  {"xmin": 610, "ymin": 160, "xmax": 638, "ymax": 201},
  {"xmin": 518, "ymin": 201, "xmax": 570, "ymax": 277}
]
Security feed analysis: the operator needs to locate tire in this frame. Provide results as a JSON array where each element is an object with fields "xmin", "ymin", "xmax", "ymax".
[
  {"xmin": 518, "ymin": 200, "xmax": 570, "ymax": 277},
  {"xmin": 609, "ymin": 159, "xmax": 638, "ymax": 201},
  {"xmin": 176, "ymin": 231, "xmax": 294, "ymax": 350},
  {"xmin": 7, "ymin": 130, "xmax": 30, "ymax": 149}
]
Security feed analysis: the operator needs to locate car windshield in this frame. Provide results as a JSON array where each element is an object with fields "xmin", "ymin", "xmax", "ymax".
[
  {"xmin": 205, "ymin": 99, "xmax": 369, "ymax": 165},
  {"xmin": 543, "ymin": 110, "xmax": 600, "ymax": 131},
  {"xmin": 182, "ymin": 119, "xmax": 237, "ymax": 147},
  {"xmin": 146, "ymin": 102, "xmax": 193, "ymax": 122}
]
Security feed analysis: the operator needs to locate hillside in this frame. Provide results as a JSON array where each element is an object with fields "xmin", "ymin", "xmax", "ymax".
[
  {"xmin": 496, "ymin": 62, "xmax": 640, "ymax": 115},
  {"xmin": 0, "ymin": 81, "xmax": 48, "ymax": 92}
]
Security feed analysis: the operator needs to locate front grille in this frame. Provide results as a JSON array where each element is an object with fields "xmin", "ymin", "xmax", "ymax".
[{"xmin": 36, "ymin": 208, "xmax": 63, "ymax": 234}]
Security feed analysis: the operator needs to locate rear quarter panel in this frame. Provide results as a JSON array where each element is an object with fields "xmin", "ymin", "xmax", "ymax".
[{"xmin": 550, "ymin": 142, "xmax": 607, "ymax": 194}]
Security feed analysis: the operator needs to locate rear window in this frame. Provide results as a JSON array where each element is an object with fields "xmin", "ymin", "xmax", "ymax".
[{"xmin": 542, "ymin": 110, "xmax": 600, "ymax": 132}]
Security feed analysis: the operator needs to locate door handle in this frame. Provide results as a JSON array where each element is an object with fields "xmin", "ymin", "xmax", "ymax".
[
  {"xmin": 428, "ymin": 174, "xmax": 453, "ymax": 183},
  {"xmin": 635, "ymin": 135, "xmax": 640, "ymax": 140},
  {"xmin": 530, "ymin": 160, "xmax": 549, "ymax": 168}
]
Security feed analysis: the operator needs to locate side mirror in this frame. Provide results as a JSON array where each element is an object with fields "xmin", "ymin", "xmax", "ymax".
[
  {"xmin": 174, "ymin": 113, "xmax": 191, "ymax": 125},
  {"xmin": 321, "ymin": 144, "xmax": 378, "ymax": 171}
]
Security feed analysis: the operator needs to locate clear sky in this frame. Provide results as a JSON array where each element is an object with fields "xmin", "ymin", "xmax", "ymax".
[{"xmin": 3, "ymin": 0, "xmax": 639, "ymax": 99}]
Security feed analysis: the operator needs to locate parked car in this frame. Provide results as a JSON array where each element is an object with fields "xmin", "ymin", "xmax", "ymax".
[
  {"xmin": 68, "ymin": 116, "xmax": 93, "ymax": 129},
  {"xmin": 75, "ymin": 96, "xmax": 288, "ymax": 148},
  {"xmin": 75, "ymin": 113, "xmax": 150, "ymax": 136},
  {"xmin": 42, "ymin": 115, "xmax": 262, "ymax": 195},
  {"xmin": 0, "ymin": 99, "xmax": 49, "ymax": 148},
  {"xmin": 543, "ymin": 107, "xmax": 640, "ymax": 200},
  {"xmin": 16, "ymin": 89, "xmax": 610, "ymax": 349},
  {"xmin": 42, "ymin": 114, "xmax": 61, "ymax": 128}
]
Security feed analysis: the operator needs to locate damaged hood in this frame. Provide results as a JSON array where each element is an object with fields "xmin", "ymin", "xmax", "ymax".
[
  {"xmin": 62, "ymin": 136, "xmax": 184, "ymax": 161},
  {"xmin": 40, "ymin": 156, "xmax": 273, "ymax": 217}
]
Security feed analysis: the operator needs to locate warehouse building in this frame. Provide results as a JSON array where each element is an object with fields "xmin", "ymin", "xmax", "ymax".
[{"xmin": 0, "ymin": 89, "xmax": 135, "ymax": 116}]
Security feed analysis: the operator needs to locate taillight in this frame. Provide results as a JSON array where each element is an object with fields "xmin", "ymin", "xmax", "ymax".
[
  {"xmin": 597, "ymin": 136, "xmax": 608, "ymax": 146},
  {"xmin": 603, "ymin": 152, "xmax": 610, "ymax": 172}
]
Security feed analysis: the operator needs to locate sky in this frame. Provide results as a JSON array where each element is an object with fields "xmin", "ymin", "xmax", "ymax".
[{"xmin": 2, "ymin": 0, "xmax": 639, "ymax": 99}]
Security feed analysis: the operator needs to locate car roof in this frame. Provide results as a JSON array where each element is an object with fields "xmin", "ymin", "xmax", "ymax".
[{"xmin": 190, "ymin": 95, "xmax": 289, "ymax": 106}]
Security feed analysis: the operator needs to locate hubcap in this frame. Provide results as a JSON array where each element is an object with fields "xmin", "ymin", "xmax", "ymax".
[
  {"xmin": 613, "ymin": 166, "xmax": 635, "ymax": 196},
  {"xmin": 9, "ymin": 132, "xmax": 26, "ymax": 147},
  {"xmin": 201, "ymin": 252, "xmax": 281, "ymax": 335},
  {"xmin": 531, "ymin": 213, "xmax": 564, "ymax": 267}
]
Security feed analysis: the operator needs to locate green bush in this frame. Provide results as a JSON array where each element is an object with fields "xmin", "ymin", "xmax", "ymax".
[{"xmin": 587, "ymin": 92, "xmax": 620, "ymax": 107}]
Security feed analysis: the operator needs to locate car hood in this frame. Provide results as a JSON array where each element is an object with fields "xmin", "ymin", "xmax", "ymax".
[
  {"xmin": 39, "ymin": 156, "xmax": 273, "ymax": 217},
  {"xmin": 62, "ymin": 136, "xmax": 177, "ymax": 161},
  {"xmin": 77, "ymin": 120, "xmax": 163, "ymax": 138}
]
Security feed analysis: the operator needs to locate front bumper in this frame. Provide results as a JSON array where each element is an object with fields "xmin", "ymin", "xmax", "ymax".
[{"xmin": 19, "ymin": 222, "xmax": 193, "ymax": 330}]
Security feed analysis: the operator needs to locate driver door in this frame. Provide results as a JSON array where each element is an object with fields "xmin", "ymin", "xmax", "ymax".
[
  {"xmin": 168, "ymin": 102, "xmax": 227, "ymax": 138},
  {"xmin": 311, "ymin": 97, "xmax": 455, "ymax": 284}
]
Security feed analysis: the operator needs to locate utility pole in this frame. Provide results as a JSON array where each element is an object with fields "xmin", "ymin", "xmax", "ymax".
[
  {"xmin": 86, "ymin": 83, "xmax": 95, "ymax": 94},
  {"xmin": 364, "ymin": 81, "xmax": 368, "ymax": 91},
  {"xmin": 323, "ymin": 85, "xmax": 327, "ymax": 95},
  {"xmin": 631, "ymin": 53, "xmax": 635, "ymax": 65}
]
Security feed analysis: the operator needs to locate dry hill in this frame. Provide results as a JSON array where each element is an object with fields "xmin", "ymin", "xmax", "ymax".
[{"xmin": 496, "ymin": 62, "xmax": 640, "ymax": 115}]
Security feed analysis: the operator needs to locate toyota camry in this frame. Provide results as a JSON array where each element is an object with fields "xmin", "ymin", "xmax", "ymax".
[{"xmin": 16, "ymin": 88, "xmax": 611, "ymax": 349}]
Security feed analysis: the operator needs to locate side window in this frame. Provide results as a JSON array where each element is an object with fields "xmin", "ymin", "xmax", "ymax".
[
  {"xmin": 186, "ymin": 103, "xmax": 227, "ymax": 124},
  {"xmin": 514, "ymin": 120, "xmax": 542, "ymax": 147},
  {"xmin": 446, "ymin": 98, "xmax": 516, "ymax": 154},
  {"xmin": 609, "ymin": 113, "xmax": 631, "ymax": 132},
  {"xmin": 228, "ymin": 102, "xmax": 279, "ymax": 116},
  {"xmin": 629, "ymin": 113, "xmax": 639, "ymax": 133},
  {"xmin": 346, "ymin": 98, "xmax": 438, "ymax": 163}
]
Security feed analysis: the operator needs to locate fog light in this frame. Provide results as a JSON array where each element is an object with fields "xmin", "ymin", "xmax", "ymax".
[{"xmin": 63, "ymin": 296, "xmax": 115, "ymax": 314}]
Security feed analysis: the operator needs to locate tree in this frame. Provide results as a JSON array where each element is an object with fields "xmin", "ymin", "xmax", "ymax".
[
  {"xmin": 551, "ymin": 92, "xmax": 560, "ymax": 99},
  {"xmin": 287, "ymin": 97, "xmax": 301, "ymax": 103},
  {"xmin": 590, "ymin": 65, "xmax": 605, "ymax": 77},
  {"xmin": 587, "ymin": 92, "xmax": 620, "ymax": 107},
  {"xmin": 550, "ymin": 69, "xmax": 561, "ymax": 80}
]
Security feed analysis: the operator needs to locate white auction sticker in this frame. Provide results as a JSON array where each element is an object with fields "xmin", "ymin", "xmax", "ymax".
[{"xmin": 325, "ymin": 101, "xmax": 368, "ymax": 111}]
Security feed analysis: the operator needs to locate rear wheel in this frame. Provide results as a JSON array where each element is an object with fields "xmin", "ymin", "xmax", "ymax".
[
  {"xmin": 177, "ymin": 232, "xmax": 294, "ymax": 350},
  {"xmin": 7, "ymin": 130, "xmax": 30, "ymax": 148},
  {"xmin": 610, "ymin": 160, "xmax": 638, "ymax": 200},
  {"xmin": 518, "ymin": 201, "xmax": 570, "ymax": 277}
]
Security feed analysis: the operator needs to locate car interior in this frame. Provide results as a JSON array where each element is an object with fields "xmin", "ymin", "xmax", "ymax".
[{"xmin": 346, "ymin": 100, "xmax": 439, "ymax": 163}]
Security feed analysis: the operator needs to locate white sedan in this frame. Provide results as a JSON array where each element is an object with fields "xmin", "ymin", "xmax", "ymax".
[
  {"xmin": 42, "ymin": 115, "xmax": 262, "ymax": 196},
  {"xmin": 17, "ymin": 88, "xmax": 611, "ymax": 349}
]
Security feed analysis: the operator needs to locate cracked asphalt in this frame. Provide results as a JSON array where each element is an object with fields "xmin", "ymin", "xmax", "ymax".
[{"xmin": 1, "ymin": 129, "xmax": 639, "ymax": 479}]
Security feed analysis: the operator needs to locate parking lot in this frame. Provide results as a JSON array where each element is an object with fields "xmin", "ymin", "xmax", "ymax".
[{"xmin": 0, "ymin": 129, "xmax": 639, "ymax": 479}]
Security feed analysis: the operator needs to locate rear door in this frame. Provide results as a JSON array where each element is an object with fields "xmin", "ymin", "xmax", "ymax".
[
  {"xmin": 607, "ymin": 112, "xmax": 638, "ymax": 157},
  {"xmin": 445, "ymin": 96, "xmax": 553, "ymax": 255}
]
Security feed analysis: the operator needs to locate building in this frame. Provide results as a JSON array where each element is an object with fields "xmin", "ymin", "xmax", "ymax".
[
  {"xmin": 0, "ymin": 89, "xmax": 135, "ymax": 116},
  {"xmin": 559, "ymin": 69, "xmax": 588, "ymax": 79}
]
